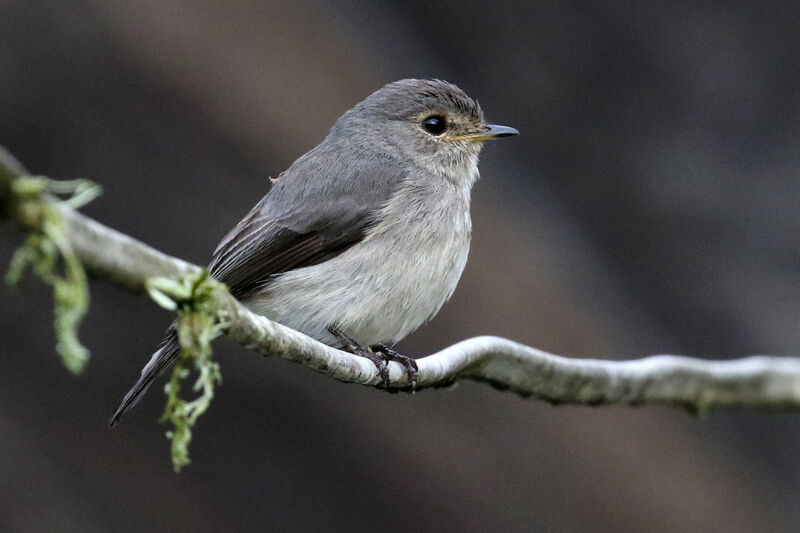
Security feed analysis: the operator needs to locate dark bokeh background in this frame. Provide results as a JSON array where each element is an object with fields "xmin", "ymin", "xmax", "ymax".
[{"xmin": 2, "ymin": 1, "xmax": 800, "ymax": 531}]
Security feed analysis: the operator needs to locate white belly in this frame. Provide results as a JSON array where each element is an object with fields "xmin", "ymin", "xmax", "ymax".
[{"xmin": 245, "ymin": 179, "xmax": 472, "ymax": 347}]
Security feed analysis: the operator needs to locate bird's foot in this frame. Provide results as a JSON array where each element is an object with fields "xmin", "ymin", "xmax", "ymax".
[
  {"xmin": 328, "ymin": 327, "xmax": 390, "ymax": 389},
  {"xmin": 371, "ymin": 343, "xmax": 418, "ymax": 392}
]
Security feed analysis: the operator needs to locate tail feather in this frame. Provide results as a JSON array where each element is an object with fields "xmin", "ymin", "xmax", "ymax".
[{"xmin": 108, "ymin": 326, "xmax": 182, "ymax": 427}]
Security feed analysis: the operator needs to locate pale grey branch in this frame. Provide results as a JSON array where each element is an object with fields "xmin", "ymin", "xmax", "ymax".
[
  {"xmin": 4, "ymin": 161, "xmax": 800, "ymax": 411},
  {"xmin": 55, "ymin": 205, "xmax": 200, "ymax": 292}
]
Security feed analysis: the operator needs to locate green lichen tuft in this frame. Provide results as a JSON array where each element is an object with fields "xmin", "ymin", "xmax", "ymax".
[
  {"xmin": 5, "ymin": 177, "xmax": 101, "ymax": 374},
  {"xmin": 147, "ymin": 270, "xmax": 228, "ymax": 471}
]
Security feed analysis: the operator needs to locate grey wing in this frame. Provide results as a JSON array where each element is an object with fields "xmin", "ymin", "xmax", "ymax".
[
  {"xmin": 109, "ymin": 147, "xmax": 404, "ymax": 426},
  {"xmin": 210, "ymin": 148, "xmax": 404, "ymax": 300}
]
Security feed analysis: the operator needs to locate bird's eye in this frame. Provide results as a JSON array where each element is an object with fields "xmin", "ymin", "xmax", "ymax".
[{"xmin": 422, "ymin": 115, "xmax": 447, "ymax": 136}]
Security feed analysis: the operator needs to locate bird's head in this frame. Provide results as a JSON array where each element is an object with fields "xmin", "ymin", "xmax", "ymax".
[{"xmin": 331, "ymin": 79, "xmax": 518, "ymax": 178}]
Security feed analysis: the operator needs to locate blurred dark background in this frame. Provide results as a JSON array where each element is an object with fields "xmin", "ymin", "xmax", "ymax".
[{"xmin": 2, "ymin": 1, "xmax": 800, "ymax": 531}]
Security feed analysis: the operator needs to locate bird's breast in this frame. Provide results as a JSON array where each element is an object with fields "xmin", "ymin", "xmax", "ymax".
[{"xmin": 246, "ymin": 175, "xmax": 473, "ymax": 346}]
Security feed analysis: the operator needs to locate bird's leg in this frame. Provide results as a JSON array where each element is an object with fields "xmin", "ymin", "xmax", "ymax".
[
  {"xmin": 371, "ymin": 344, "xmax": 418, "ymax": 392},
  {"xmin": 328, "ymin": 327, "xmax": 389, "ymax": 389}
]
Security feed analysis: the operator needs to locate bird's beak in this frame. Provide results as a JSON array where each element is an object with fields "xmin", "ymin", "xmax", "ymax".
[{"xmin": 466, "ymin": 124, "xmax": 520, "ymax": 141}]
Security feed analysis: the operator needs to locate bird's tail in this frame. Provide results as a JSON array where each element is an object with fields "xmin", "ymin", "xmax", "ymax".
[{"xmin": 108, "ymin": 326, "xmax": 182, "ymax": 427}]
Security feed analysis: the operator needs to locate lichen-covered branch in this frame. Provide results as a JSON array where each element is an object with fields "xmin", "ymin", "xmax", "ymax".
[{"xmin": 4, "ymin": 149, "xmax": 800, "ymax": 414}]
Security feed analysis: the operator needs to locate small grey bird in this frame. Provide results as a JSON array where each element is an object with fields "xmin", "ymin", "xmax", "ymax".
[{"xmin": 109, "ymin": 79, "xmax": 517, "ymax": 425}]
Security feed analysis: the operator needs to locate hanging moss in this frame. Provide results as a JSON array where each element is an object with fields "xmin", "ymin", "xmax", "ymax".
[
  {"xmin": 148, "ymin": 271, "xmax": 229, "ymax": 471},
  {"xmin": 5, "ymin": 177, "xmax": 101, "ymax": 373}
]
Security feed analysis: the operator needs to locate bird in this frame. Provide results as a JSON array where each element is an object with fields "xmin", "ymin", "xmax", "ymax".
[{"xmin": 109, "ymin": 78, "xmax": 518, "ymax": 426}]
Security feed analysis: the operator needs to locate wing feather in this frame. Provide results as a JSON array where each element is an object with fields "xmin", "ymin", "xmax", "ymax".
[
  {"xmin": 109, "ymin": 143, "xmax": 403, "ymax": 425},
  {"xmin": 209, "ymin": 144, "xmax": 403, "ymax": 300}
]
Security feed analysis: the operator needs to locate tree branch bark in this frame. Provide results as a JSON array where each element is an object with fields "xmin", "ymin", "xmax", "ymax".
[{"xmin": 4, "ymin": 151, "xmax": 800, "ymax": 412}]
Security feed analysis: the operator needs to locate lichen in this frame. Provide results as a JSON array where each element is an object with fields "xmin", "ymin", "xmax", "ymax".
[
  {"xmin": 5, "ymin": 177, "xmax": 101, "ymax": 373},
  {"xmin": 147, "ymin": 271, "xmax": 228, "ymax": 471}
]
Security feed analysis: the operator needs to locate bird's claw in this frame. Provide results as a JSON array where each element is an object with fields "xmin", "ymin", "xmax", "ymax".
[
  {"xmin": 372, "ymin": 344, "xmax": 418, "ymax": 393},
  {"xmin": 371, "ymin": 356, "xmax": 390, "ymax": 390},
  {"xmin": 327, "ymin": 328, "xmax": 419, "ymax": 392}
]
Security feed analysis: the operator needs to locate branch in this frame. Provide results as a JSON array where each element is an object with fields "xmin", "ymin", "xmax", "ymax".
[{"xmin": 4, "ymin": 151, "xmax": 800, "ymax": 413}]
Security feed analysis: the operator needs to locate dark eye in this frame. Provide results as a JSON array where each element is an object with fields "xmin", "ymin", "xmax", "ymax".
[{"xmin": 422, "ymin": 115, "xmax": 447, "ymax": 136}]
